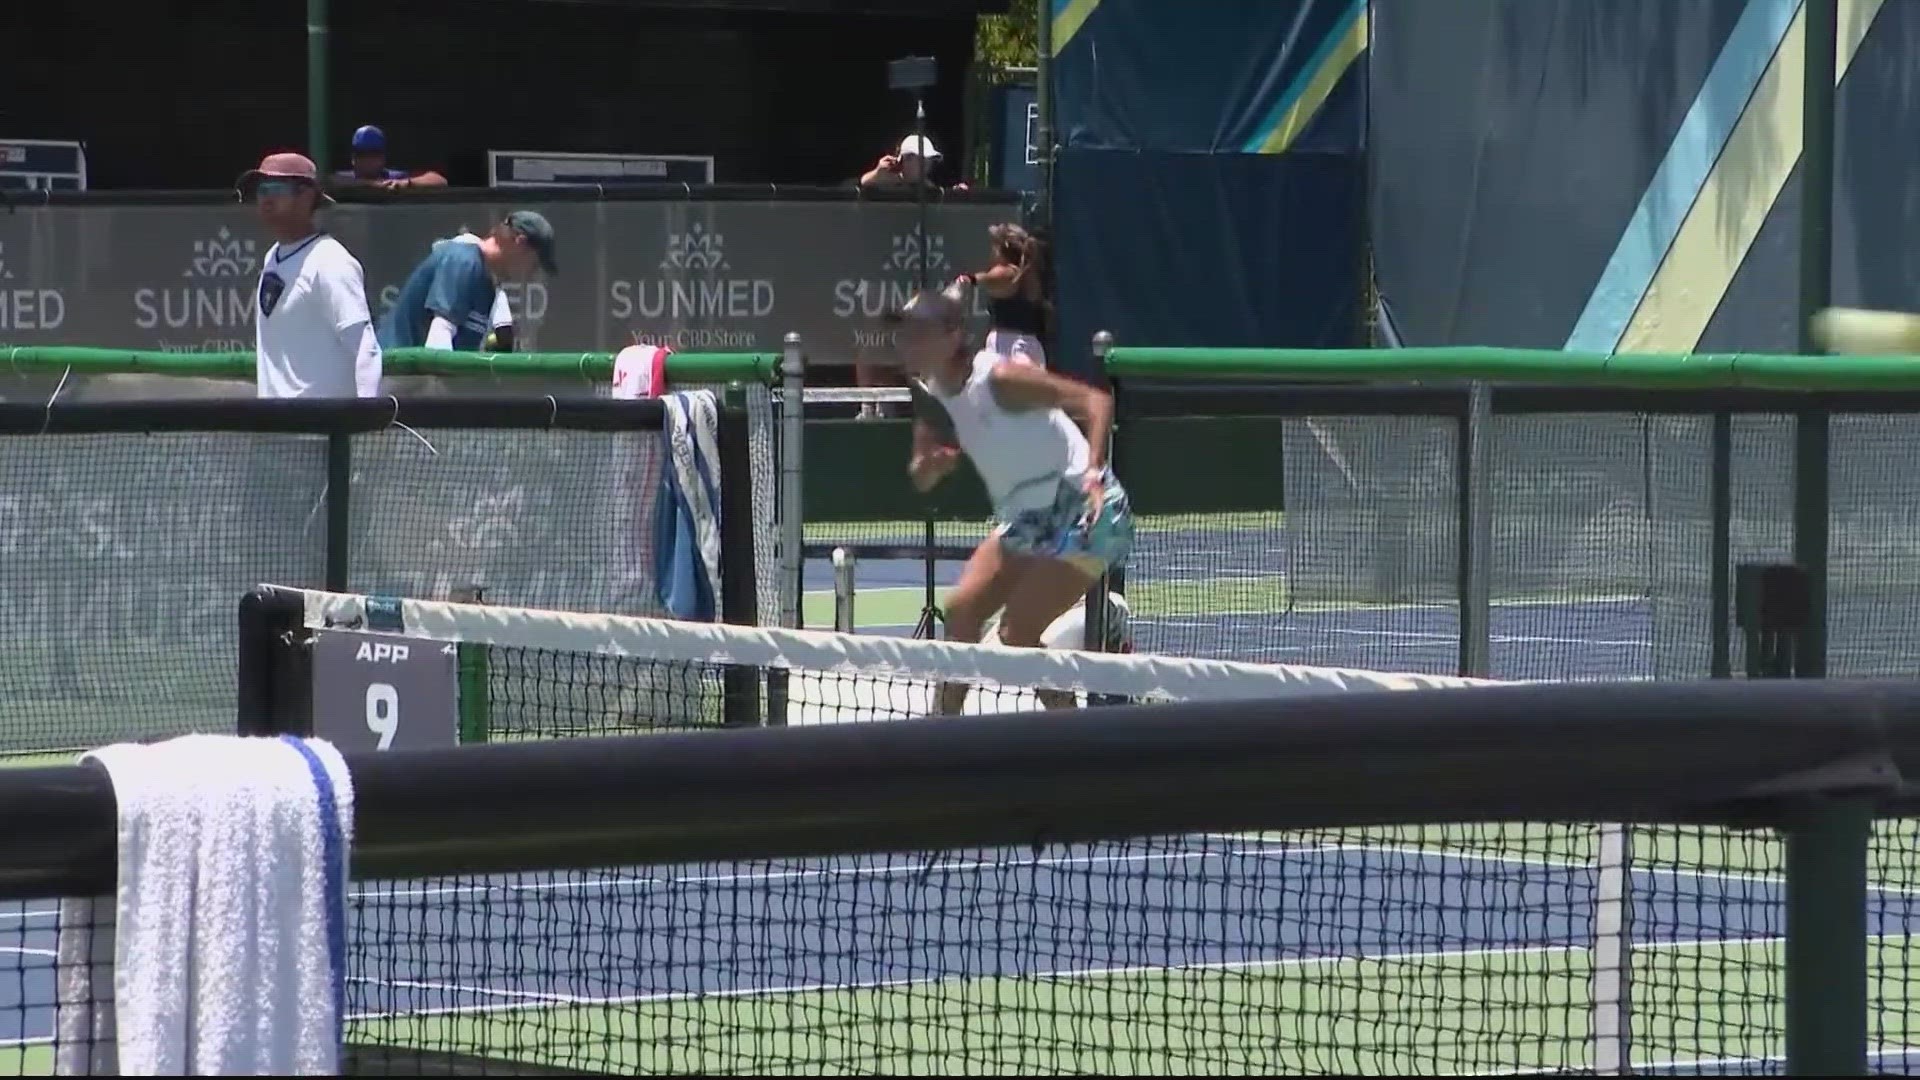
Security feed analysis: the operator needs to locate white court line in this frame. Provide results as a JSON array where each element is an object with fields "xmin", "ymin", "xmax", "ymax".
[
  {"xmin": 1474, "ymin": 1043, "xmax": 1920, "ymax": 1077},
  {"xmin": 1221, "ymin": 835, "xmax": 1920, "ymax": 898},
  {"xmin": 1139, "ymin": 621, "xmax": 1654, "ymax": 648},
  {"xmin": 0, "ymin": 946, "xmax": 53, "ymax": 958},
  {"xmin": 0, "ymin": 908, "xmax": 56, "ymax": 925},
  {"xmin": 353, "ymin": 847, "xmax": 1271, "ymax": 903},
  {"xmin": 344, "ymin": 933, "xmax": 1794, "ymax": 1025},
  {"xmin": 348, "ymin": 975, "xmax": 577, "ymax": 1005},
  {"xmin": 359, "ymin": 835, "xmax": 1920, "ymax": 902}
]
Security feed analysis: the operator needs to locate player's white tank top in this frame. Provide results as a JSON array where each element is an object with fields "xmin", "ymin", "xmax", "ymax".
[{"xmin": 921, "ymin": 349, "xmax": 1089, "ymax": 513}]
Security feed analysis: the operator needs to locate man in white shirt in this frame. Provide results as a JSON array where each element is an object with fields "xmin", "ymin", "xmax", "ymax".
[{"xmin": 237, "ymin": 152, "xmax": 382, "ymax": 398}]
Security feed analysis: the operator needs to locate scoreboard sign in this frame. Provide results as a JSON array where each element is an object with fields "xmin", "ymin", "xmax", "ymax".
[
  {"xmin": 488, "ymin": 149, "xmax": 714, "ymax": 188},
  {"xmin": 309, "ymin": 630, "xmax": 459, "ymax": 752},
  {"xmin": 0, "ymin": 139, "xmax": 87, "ymax": 192}
]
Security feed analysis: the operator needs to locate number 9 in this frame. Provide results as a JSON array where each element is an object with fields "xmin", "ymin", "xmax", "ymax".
[{"xmin": 366, "ymin": 682, "xmax": 399, "ymax": 751}]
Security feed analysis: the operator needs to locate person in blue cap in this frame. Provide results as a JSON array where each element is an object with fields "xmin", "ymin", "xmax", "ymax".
[
  {"xmin": 337, "ymin": 125, "xmax": 446, "ymax": 189},
  {"xmin": 377, "ymin": 210, "xmax": 558, "ymax": 351}
]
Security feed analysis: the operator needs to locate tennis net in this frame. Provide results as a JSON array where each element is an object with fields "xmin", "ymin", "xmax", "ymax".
[
  {"xmin": 248, "ymin": 585, "xmax": 1484, "ymax": 744},
  {"xmin": 7, "ymin": 672, "xmax": 1914, "ymax": 1075}
]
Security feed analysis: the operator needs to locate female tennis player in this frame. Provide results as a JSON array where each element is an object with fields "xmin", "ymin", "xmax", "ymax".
[{"xmin": 894, "ymin": 287, "xmax": 1134, "ymax": 713}]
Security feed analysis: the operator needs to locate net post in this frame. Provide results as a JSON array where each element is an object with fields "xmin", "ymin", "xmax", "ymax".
[
  {"xmin": 1783, "ymin": 798, "xmax": 1871, "ymax": 1077},
  {"xmin": 1085, "ymin": 331, "xmax": 1116, "ymax": 654},
  {"xmin": 833, "ymin": 547, "xmax": 857, "ymax": 633},
  {"xmin": 1709, "ymin": 412, "xmax": 1733, "ymax": 678},
  {"xmin": 325, "ymin": 433, "xmax": 352, "ymax": 592},
  {"xmin": 1457, "ymin": 383, "xmax": 1492, "ymax": 677},
  {"xmin": 718, "ymin": 381, "xmax": 767, "ymax": 727},
  {"xmin": 450, "ymin": 585, "xmax": 490, "ymax": 744},
  {"xmin": 780, "ymin": 332, "xmax": 806, "ymax": 630},
  {"xmin": 236, "ymin": 586, "xmax": 310, "ymax": 737},
  {"xmin": 1086, "ymin": 330, "xmax": 1126, "ymax": 707}
]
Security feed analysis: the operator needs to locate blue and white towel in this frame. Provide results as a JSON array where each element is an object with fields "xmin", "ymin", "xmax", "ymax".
[
  {"xmin": 55, "ymin": 735, "xmax": 355, "ymax": 1076},
  {"xmin": 653, "ymin": 390, "xmax": 723, "ymax": 621}
]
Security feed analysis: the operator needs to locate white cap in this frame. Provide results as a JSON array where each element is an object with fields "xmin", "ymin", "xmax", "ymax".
[{"xmin": 897, "ymin": 134, "xmax": 942, "ymax": 161}]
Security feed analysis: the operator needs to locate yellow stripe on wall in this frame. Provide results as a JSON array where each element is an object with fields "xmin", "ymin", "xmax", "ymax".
[
  {"xmin": 1253, "ymin": 5, "xmax": 1371, "ymax": 155},
  {"xmin": 1619, "ymin": 0, "xmax": 1883, "ymax": 353},
  {"xmin": 1052, "ymin": 0, "xmax": 1103, "ymax": 56}
]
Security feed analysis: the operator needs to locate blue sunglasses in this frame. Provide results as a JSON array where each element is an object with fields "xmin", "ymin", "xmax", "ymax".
[{"xmin": 255, "ymin": 179, "xmax": 309, "ymax": 198}]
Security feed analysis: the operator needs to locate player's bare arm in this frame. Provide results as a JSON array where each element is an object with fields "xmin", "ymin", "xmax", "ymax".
[
  {"xmin": 987, "ymin": 363, "xmax": 1114, "ymax": 472},
  {"xmin": 907, "ymin": 417, "xmax": 960, "ymax": 492}
]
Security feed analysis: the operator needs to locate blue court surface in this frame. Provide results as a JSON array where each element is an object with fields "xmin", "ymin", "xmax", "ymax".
[
  {"xmin": 802, "ymin": 550, "xmax": 1658, "ymax": 681},
  {"xmin": 5, "ymin": 833, "xmax": 1916, "ymax": 1073}
]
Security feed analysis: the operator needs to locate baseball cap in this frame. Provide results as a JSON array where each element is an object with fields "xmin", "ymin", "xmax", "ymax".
[
  {"xmin": 505, "ymin": 210, "xmax": 559, "ymax": 274},
  {"xmin": 351, "ymin": 125, "xmax": 387, "ymax": 153},
  {"xmin": 896, "ymin": 134, "xmax": 942, "ymax": 161},
  {"xmin": 235, "ymin": 152, "xmax": 334, "ymax": 203}
]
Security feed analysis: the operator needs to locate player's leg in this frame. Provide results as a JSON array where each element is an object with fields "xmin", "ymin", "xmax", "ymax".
[
  {"xmin": 935, "ymin": 531, "xmax": 1019, "ymax": 714},
  {"xmin": 996, "ymin": 552, "xmax": 1104, "ymax": 709},
  {"xmin": 996, "ymin": 470, "xmax": 1137, "ymax": 708}
]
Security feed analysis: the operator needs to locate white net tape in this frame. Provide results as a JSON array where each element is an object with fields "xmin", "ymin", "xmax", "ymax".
[{"xmin": 294, "ymin": 588, "xmax": 1497, "ymax": 726}]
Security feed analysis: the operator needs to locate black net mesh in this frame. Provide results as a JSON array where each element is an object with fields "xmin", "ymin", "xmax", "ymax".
[
  {"xmin": 1830, "ymin": 415, "xmax": 1920, "ymax": 677},
  {"xmin": 320, "ymin": 820, "xmax": 1911, "ymax": 1075},
  {"xmin": 0, "ymin": 433, "xmax": 325, "ymax": 760},
  {"xmin": 349, "ymin": 428, "xmax": 668, "ymax": 616},
  {"xmin": 0, "ymin": 409, "xmax": 753, "ymax": 762},
  {"xmin": 1114, "ymin": 399, "xmax": 1911, "ymax": 682}
]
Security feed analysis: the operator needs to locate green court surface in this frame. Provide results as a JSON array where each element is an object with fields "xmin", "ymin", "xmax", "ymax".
[
  {"xmin": 0, "ymin": 752, "xmax": 85, "ymax": 770},
  {"xmin": 330, "ymin": 935, "xmax": 1916, "ymax": 1076}
]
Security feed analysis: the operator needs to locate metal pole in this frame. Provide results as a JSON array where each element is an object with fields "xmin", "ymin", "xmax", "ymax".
[
  {"xmin": 717, "ymin": 384, "xmax": 763, "ymax": 727},
  {"xmin": 1034, "ymin": 0, "xmax": 1054, "ymax": 230},
  {"xmin": 833, "ymin": 548, "xmax": 857, "ymax": 633},
  {"xmin": 915, "ymin": 95, "xmax": 931, "ymax": 292},
  {"xmin": 1709, "ymin": 412, "xmax": 1733, "ymax": 678},
  {"xmin": 1784, "ymin": 799, "xmax": 1871, "ymax": 1076},
  {"xmin": 306, "ymin": 0, "xmax": 330, "ymax": 174},
  {"xmin": 1459, "ymin": 383, "xmax": 1492, "ymax": 678},
  {"xmin": 1794, "ymin": 0, "xmax": 1835, "ymax": 678},
  {"xmin": 780, "ymin": 332, "xmax": 806, "ymax": 630},
  {"xmin": 1084, "ymin": 331, "xmax": 1117, "ymax": 652}
]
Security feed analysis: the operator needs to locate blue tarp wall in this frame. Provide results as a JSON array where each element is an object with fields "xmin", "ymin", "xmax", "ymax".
[
  {"xmin": 1369, "ymin": 0, "xmax": 1920, "ymax": 351},
  {"xmin": 1049, "ymin": 0, "xmax": 1369, "ymax": 378}
]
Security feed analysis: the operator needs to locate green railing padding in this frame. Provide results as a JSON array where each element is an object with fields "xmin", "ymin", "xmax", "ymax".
[
  {"xmin": 1103, "ymin": 346, "xmax": 1920, "ymax": 390},
  {"xmin": 0, "ymin": 346, "xmax": 778, "ymax": 386}
]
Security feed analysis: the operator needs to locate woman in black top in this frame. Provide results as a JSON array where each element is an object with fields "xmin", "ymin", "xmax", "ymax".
[{"xmin": 955, "ymin": 223, "xmax": 1052, "ymax": 367}]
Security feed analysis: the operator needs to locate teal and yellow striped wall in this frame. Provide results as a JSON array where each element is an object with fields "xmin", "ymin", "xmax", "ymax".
[
  {"xmin": 1048, "ymin": 0, "xmax": 1368, "ymax": 155},
  {"xmin": 1568, "ymin": 0, "xmax": 1885, "ymax": 354},
  {"xmin": 1242, "ymin": 0, "xmax": 1369, "ymax": 155}
]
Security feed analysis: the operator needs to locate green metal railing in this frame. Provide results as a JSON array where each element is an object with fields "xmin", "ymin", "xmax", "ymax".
[
  {"xmin": 1105, "ymin": 344, "xmax": 1920, "ymax": 390},
  {"xmin": 0, "ymin": 346, "xmax": 778, "ymax": 386}
]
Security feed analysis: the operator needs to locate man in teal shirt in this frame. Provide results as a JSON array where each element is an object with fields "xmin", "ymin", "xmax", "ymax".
[{"xmin": 377, "ymin": 210, "xmax": 557, "ymax": 350}]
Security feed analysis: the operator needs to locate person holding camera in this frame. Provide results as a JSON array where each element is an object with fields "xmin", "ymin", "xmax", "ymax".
[
  {"xmin": 954, "ymin": 223, "xmax": 1052, "ymax": 367},
  {"xmin": 859, "ymin": 135, "xmax": 964, "ymax": 192}
]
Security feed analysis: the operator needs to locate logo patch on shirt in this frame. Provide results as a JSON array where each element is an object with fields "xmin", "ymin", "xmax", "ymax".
[{"xmin": 257, "ymin": 270, "xmax": 286, "ymax": 317}]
